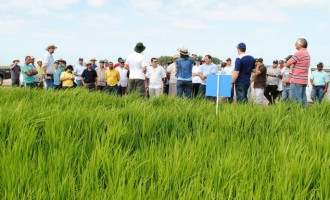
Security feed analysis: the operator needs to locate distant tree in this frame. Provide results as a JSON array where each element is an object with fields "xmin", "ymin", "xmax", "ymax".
[
  {"xmin": 211, "ymin": 57, "xmax": 221, "ymax": 65},
  {"xmin": 158, "ymin": 56, "xmax": 173, "ymax": 67}
]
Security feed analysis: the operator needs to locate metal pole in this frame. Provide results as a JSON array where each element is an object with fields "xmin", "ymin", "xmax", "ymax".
[{"xmin": 216, "ymin": 73, "xmax": 220, "ymax": 115}]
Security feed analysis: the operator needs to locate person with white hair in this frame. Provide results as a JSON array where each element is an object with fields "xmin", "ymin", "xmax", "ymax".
[{"xmin": 42, "ymin": 44, "xmax": 57, "ymax": 89}]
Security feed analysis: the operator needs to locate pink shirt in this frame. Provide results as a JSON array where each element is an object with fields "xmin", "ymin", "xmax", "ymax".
[{"xmin": 287, "ymin": 48, "xmax": 310, "ymax": 85}]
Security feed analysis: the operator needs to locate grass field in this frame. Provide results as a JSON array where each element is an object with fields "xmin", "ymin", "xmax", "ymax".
[{"xmin": 0, "ymin": 88, "xmax": 329, "ymax": 199}]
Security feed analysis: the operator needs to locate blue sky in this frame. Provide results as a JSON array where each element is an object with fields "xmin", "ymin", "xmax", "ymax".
[{"xmin": 0, "ymin": 0, "xmax": 329, "ymax": 66}]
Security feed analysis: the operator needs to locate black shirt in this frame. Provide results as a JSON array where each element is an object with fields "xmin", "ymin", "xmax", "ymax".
[{"xmin": 82, "ymin": 69, "xmax": 98, "ymax": 83}]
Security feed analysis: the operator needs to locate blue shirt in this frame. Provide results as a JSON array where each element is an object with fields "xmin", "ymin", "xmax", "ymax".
[
  {"xmin": 176, "ymin": 58, "xmax": 194, "ymax": 81},
  {"xmin": 310, "ymin": 70, "xmax": 329, "ymax": 86},
  {"xmin": 21, "ymin": 64, "xmax": 35, "ymax": 84},
  {"xmin": 54, "ymin": 66, "xmax": 66, "ymax": 86},
  {"xmin": 199, "ymin": 63, "xmax": 218, "ymax": 85},
  {"xmin": 234, "ymin": 55, "xmax": 255, "ymax": 86}
]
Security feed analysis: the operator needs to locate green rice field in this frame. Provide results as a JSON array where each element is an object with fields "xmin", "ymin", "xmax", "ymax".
[{"xmin": 0, "ymin": 88, "xmax": 329, "ymax": 199}]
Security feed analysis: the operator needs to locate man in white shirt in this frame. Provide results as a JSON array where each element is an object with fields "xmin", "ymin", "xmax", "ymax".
[
  {"xmin": 125, "ymin": 42, "xmax": 148, "ymax": 96},
  {"xmin": 166, "ymin": 54, "xmax": 179, "ymax": 97},
  {"xmin": 146, "ymin": 58, "xmax": 166, "ymax": 98},
  {"xmin": 42, "ymin": 44, "xmax": 57, "ymax": 89},
  {"xmin": 74, "ymin": 58, "xmax": 86, "ymax": 87},
  {"xmin": 116, "ymin": 58, "xmax": 129, "ymax": 96}
]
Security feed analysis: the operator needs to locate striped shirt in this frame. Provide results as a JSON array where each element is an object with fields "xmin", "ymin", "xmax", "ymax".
[{"xmin": 287, "ymin": 48, "xmax": 310, "ymax": 85}]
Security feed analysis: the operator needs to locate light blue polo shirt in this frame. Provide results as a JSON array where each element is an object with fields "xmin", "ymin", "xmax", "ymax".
[
  {"xmin": 199, "ymin": 63, "xmax": 218, "ymax": 85},
  {"xmin": 310, "ymin": 70, "xmax": 329, "ymax": 86},
  {"xmin": 21, "ymin": 64, "xmax": 35, "ymax": 84}
]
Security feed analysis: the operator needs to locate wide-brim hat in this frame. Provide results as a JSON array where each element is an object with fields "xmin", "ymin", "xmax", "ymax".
[
  {"xmin": 177, "ymin": 47, "xmax": 190, "ymax": 56},
  {"xmin": 134, "ymin": 42, "xmax": 146, "ymax": 53},
  {"xmin": 12, "ymin": 58, "xmax": 20, "ymax": 62},
  {"xmin": 86, "ymin": 61, "xmax": 92, "ymax": 66},
  {"xmin": 90, "ymin": 57, "xmax": 97, "ymax": 61},
  {"xmin": 45, "ymin": 44, "xmax": 57, "ymax": 51}
]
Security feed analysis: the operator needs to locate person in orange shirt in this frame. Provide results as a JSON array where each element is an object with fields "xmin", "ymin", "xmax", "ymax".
[{"xmin": 105, "ymin": 62, "xmax": 120, "ymax": 95}]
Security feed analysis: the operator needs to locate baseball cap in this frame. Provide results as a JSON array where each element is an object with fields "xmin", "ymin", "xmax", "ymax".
[
  {"xmin": 317, "ymin": 62, "xmax": 324, "ymax": 67},
  {"xmin": 78, "ymin": 58, "xmax": 83, "ymax": 61},
  {"xmin": 236, "ymin": 42, "xmax": 246, "ymax": 50},
  {"xmin": 273, "ymin": 60, "xmax": 278, "ymax": 64}
]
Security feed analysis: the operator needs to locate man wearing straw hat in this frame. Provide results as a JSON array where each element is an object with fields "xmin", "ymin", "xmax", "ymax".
[
  {"xmin": 10, "ymin": 59, "xmax": 21, "ymax": 87},
  {"xmin": 166, "ymin": 54, "xmax": 179, "ymax": 97},
  {"xmin": 176, "ymin": 47, "xmax": 194, "ymax": 98},
  {"xmin": 125, "ymin": 42, "xmax": 148, "ymax": 96},
  {"xmin": 42, "ymin": 44, "xmax": 57, "ymax": 89}
]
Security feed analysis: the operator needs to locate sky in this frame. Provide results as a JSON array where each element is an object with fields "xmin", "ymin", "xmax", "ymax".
[{"xmin": 0, "ymin": 0, "xmax": 330, "ymax": 66}]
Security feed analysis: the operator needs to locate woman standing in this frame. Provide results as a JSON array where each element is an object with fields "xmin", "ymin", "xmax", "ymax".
[{"xmin": 60, "ymin": 65, "xmax": 75, "ymax": 89}]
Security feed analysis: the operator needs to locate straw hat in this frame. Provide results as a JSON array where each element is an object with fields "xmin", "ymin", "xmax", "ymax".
[
  {"xmin": 45, "ymin": 44, "xmax": 57, "ymax": 51},
  {"xmin": 177, "ymin": 47, "xmax": 190, "ymax": 56}
]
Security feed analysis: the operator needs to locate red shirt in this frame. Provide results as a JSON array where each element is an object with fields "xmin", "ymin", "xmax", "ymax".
[{"xmin": 287, "ymin": 48, "xmax": 310, "ymax": 85}]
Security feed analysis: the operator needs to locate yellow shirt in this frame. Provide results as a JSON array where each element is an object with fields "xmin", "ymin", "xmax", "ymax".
[
  {"xmin": 60, "ymin": 71, "xmax": 75, "ymax": 87},
  {"xmin": 36, "ymin": 64, "xmax": 43, "ymax": 81},
  {"xmin": 105, "ymin": 69, "xmax": 120, "ymax": 86}
]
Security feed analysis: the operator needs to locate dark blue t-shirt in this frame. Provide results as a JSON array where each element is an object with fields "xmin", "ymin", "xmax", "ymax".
[{"xmin": 234, "ymin": 55, "xmax": 255, "ymax": 87}]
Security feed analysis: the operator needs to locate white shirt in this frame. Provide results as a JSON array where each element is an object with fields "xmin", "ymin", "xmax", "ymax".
[
  {"xmin": 125, "ymin": 52, "xmax": 148, "ymax": 79},
  {"xmin": 192, "ymin": 65, "xmax": 202, "ymax": 84},
  {"xmin": 116, "ymin": 67, "xmax": 128, "ymax": 87},
  {"xmin": 42, "ymin": 52, "xmax": 55, "ymax": 74},
  {"xmin": 166, "ymin": 63, "xmax": 177, "ymax": 83},
  {"xmin": 95, "ymin": 66, "xmax": 107, "ymax": 86},
  {"xmin": 146, "ymin": 65, "xmax": 166, "ymax": 89},
  {"xmin": 74, "ymin": 64, "xmax": 86, "ymax": 81},
  {"xmin": 222, "ymin": 65, "xmax": 234, "ymax": 75}
]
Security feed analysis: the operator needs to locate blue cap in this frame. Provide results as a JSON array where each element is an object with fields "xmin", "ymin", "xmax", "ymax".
[
  {"xmin": 195, "ymin": 57, "xmax": 201, "ymax": 61},
  {"xmin": 237, "ymin": 42, "xmax": 246, "ymax": 50}
]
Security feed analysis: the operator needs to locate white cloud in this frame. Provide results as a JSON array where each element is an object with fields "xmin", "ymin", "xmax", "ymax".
[
  {"xmin": 318, "ymin": 23, "xmax": 329, "ymax": 29},
  {"xmin": 86, "ymin": 0, "xmax": 106, "ymax": 7},
  {"xmin": 257, "ymin": 28, "xmax": 274, "ymax": 34}
]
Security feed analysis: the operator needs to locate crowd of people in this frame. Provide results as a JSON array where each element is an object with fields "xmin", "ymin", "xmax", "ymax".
[{"xmin": 9, "ymin": 38, "xmax": 329, "ymax": 106}]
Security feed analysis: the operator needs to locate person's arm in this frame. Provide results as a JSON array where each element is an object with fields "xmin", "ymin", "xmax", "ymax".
[
  {"xmin": 232, "ymin": 71, "xmax": 239, "ymax": 84},
  {"xmin": 117, "ymin": 71, "xmax": 120, "ymax": 81},
  {"xmin": 310, "ymin": 72, "xmax": 315, "ymax": 87},
  {"xmin": 324, "ymin": 82, "xmax": 328, "ymax": 94},
  {"xmin": 232, "ymin": 58, "xmax": 241, "ymax": 84},
  {"xmin": 81, "ymin": 71, "xmax": 86, "ymax": 86}
]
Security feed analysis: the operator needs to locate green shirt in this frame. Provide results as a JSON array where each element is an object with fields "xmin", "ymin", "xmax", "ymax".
[
  {"xmin": 310, "ymin": 70, "xmax": 329, "ymax": 86},
  {"xmin": 21, "ymin": 64, "xmax": 35, "ymax": 84}
]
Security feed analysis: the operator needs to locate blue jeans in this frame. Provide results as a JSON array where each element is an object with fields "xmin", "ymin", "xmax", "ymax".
[
  {"xmin": 75, "ymin": 80, "xmax": 83, "ymax": 87},
  {"xmin": 177, "ymin": 80, "xmax": 192, "ymax": 98},
  {"xmin": 44, "ymin": 75, "xmax": 54, "ymax": 89},
  {"xmin": 198, "ymin": 84, "xmax": 206, "ymax": 97},
  {"xmin": 289, "ymin": 83, "xmax": 307, "ymax": 107},
  {"xmin": 235, "ymin": 85, "xmax": 249, "ymax": 103},
  {"xmin": 311, "ymin": 86, "xmax": 325, "ymax": 103},
  {"xmin": 107, "ymin": 85, "xmax": 118, "ymax": 95},
  {"xmin": 282, "ymin": 84, "xmax": 290, "ymax": 101}
]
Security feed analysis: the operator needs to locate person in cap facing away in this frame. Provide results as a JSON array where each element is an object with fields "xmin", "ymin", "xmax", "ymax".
[
  {"xmin": 60, "ymin": 65, "xmax": 75, "ymax": 89},
  {"xmin": 124, "ymin": 42, "xmax": 148, "ymax": 96},
  {"xmin": 10, "ymin": 58, "xmax": 21, "ymax": 87},
  {"xmin": 42, "ymin": 44, "xmax": 57, "ymax": 89},
  {"xmin": 232, "ymin": 42, "xmax": 255, "ymax": 103},
  {"xmin": 176, "ymin": 47, "xmax": 194, "ymax": 98},
  {"xmin": 73, "ymin": 58, "xmax": 86, "ymax": 87},
  {"xmin": 280, "ymin": 55, "xmax": 292, "ymax": 101},
  {"xmin": 81, "ymin": 61, "xmax": 98, "ymax": 91},
  {"xmin": 166, "ymin": 54, "xmax": 179, "ymax": 97},
  {"xmin": 253, "ymin": 58, "xmax": 267, "ymax": 104},
  {"xmin": 310, "ymin": 62, "xmax": 329, "ymax": 103}
]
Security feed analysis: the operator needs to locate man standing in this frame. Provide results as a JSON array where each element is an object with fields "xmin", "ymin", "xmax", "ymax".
[
  {"xmin": 166, "ymin": 54, "xmax": 179, "ymax": 97},
  {"xmin": 21, "ymin": 56, "xmax": 38, "ymax": 88},
  {"xmin": 176, "ymin": 47, "xmax": 194, "ymax": 98},
  {"xmin": 198, "ymin": 55, "xmax": 218, "ymax": 97},
  {"xmin": 286, "ymin": 38, "xmax": 311, "ymax": 106},
  {"xmin": 125, "ymin": 42, "xmax": 148, "ymax": 96},
  {"xmin": 105, "ymin": 61, "xmax": 120, "ymax": 95},
  {"xmin": 281, "ymin": 55, "xmax": 292, "ymax": 101},
  {"xmin": 310, "ymin": 62, "xmax": 329, "ymax": 103},
  {"xmin": 74, "ymin": 58, "xmax": 86, "ymax": 87},
  {"xmin": 253, "ymin": 58, "xmax": 267, "ymax": 104},
  {"xmin": 146, "ymin": 58, "xmax": 166, "ymax": 98},
  {"xmin": 116, "ymin": 58, "xmax": 129, "ymax": 96},
  {"xmin": 35, "ymin": 58, "xmax": 43, "ymax": 88},
  {"xmin": 82, "ymin": 62, "xmax": 98, "ymax": 91},
  {"xmin": 95, "ymin": 60, "xmax": 107, "ymax": 91},
  {"xmin": 90, "ymin": 57, "xmax": 98, "ymax": 70},
  {"xmin": 10, "ymin": 59, "xmax": 21, "ymax": 87},
  {"xmin": 231, "ymin": 42, "xmax": 255, "ymax": 103},
  {"xmin": 53, "ymin": 59, "xmax": 66, "ymax": 89},
  {"xmin": 264, "ymin": 60, "xmax": 281, "ymax": 105},
  {"xmin": 42, "ymin": 44, "xmax": 57, "ymax": 89},
  {"xmin": 114, "ymin": 57, "xmax": 123, "ymax": 69}
]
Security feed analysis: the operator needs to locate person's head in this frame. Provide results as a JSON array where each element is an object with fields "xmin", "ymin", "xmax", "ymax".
[
  {"xmin": 109, "ymin": 62, "xmax": 114, "ymax": 69},
  {"xmin": 279, "ymin": 60, "xmax": 284, "ymax": 66},
  {"xmin": 104, "ymin": 59, "xmax": 109, "ymax": 67},
  {"xmin": 30, "ymin": 56, "xmax": 35, "ymax": 64},
  {"xmin": 90, "ymin": 57, "xmax": 97, "ymax": 64},
  {"xmin": 117, "ymin": 57, "xmax": 122, "ymax": 62},
  {"xmin": 78, "ymin": 58, "xmax": 83, "ymax": 65},
  {"xmin": 54, "ymin": 60, "xmax": 59, "ymax": 67},
  {"xmin": 295, "ymin": 38, "xmax": 308, "ymax": 50},
  {"xmin": 37, "ymin": 59, "xmax": 42, "ymax": 66},
  {"xmin": 65, "ymin": 65, "xmax": 74, "ymax": 73},
  {"xmin": 204, "ymin": 55, "xmax": 212, "ymax": 65},
  {"xmin": 134, "ymin": 42, "xmax": 146, "ymax": 53},
  {"xmin": 221, "ymin": 62, "xmax": 227, "ymax": 68},
  {"xmin": 273, "ymin": 60, "xmax": 278, "ymax": 68},
  {"xmin": 25, "ymin": 56, "xmax": 31, "ymax": 65},
  {"xmin": 86, "ymin": 62, "xmax": 92, "ymax": 69},
  {"xmin": 236, "ymin": 42, "xmax": 246, "ymax": 54},
  {"xmin": 194, "ymin": 57, "xmax": 201, "ymax": 66},
  {"xmin": 46, "ymin": 44, "xmax": 57, "ymax": 54},
  {"xmin": 226, "ymin": 58, "xmax": 232, "ymax": 66},
  {"xmin": 151, "ymin": 58, "xmax": 158, "ymax": 67},
  {"xmin": 317, "ymin": 62, "xmax": 324, "ymax": 71},
  {"xmin": 13, "ymin": 59, "xmax": 20, "ymax": 65},
  {"xmin": 119, "ymin": 58, "xmax": 125, "ymax": 68},
  {"xmin": 255, "ymin": 58, "xmax": 263, "ymax": 67},
  {"xmin": 177, "ymin": 47, "xmax": 190, "ymax": 59},
  {"xmin": 99, "ymin": 60, "xmax": 105, "ymax": 68},
  {"xmin": 172, "ymin": 54, "xmax": 179, "ymax": 62},
  {"xmin": 192, "ymin": 53, "xmax": 197, "ymax": 60}
]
